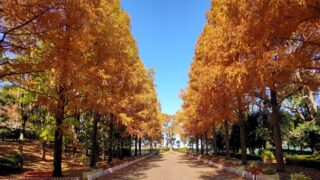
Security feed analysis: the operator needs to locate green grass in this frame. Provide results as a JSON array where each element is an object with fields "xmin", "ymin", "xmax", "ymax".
[
  {"xmin": 176, "ymin": 147, "xmax": 188, "ymax": 154},
  {"xmin": 285, "ymin": 154, "xmax": 320, "ymax": 169},
  {"xmin": 285, "ymin": 154, "xmax": 320, "ymax": 160}
]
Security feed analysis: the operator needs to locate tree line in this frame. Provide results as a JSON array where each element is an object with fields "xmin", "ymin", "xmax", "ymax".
[
  {"xmin": 177, "ymin": 0, "xmax": 320, "ymax": 172},
  {"xmin": 0, "ymin": 0, "xmax": 163, "ymax": 176}
]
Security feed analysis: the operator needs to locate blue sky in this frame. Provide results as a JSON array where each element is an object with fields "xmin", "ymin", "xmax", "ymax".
[{"xmin": 121, "ymin": 0, "xmax": 211, "ymax": 115}]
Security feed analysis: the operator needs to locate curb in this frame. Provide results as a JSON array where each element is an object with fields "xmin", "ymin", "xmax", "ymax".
[
  {"xmin": 189, "ymin": 155, "xmax": 278, "ymax": 180},
  {"xmin": 86, "ymin": 153, "xmax": 155, "ymax": 180}
]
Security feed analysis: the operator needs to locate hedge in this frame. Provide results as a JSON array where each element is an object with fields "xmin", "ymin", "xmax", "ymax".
[{"xmin": 0, "ymin": 154, "xmax": 23, "ymax": 171}]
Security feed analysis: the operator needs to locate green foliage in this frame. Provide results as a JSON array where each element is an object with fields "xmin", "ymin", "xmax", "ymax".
[
  {"xmin": 246, "ymin": 113, "xmax": 270, "ymax": 150},
  {"xmin": 261, "ymin": 167, "xmax": 276, "ymax": 175},
  {"xmin": 290, "ymin": 172, "xmax": 311, "ymax": 180},
  {"xmin": 261, "ymin": 150, "xmax": 275, "ymax": 161},
  {"xmin": 249, "ymin": 162, "xmax": 259, "ymax": 169},
  {"xmin": 176, "ymin": 147, "xmax": 188, "ymax": 153},
  {"xmin": 29, "ymin": 113, "xmax": 55, "ymax": 142},
  {"xmin": 0, "ymin": 128, "xmax": 12, "ymax": 138},
  {"xmin": 159, "ymin": 149, "xmax": 169, "ymax": 154},
  {"xmin": 80, "ymin": 154, "xmax": 87, "ymax": 163},
  {"xmin": 0, "ymin": 87, "xmax": 16, "ymax": 106},
  {"xmin": 40, "ymin": 126, "xmax": 55, "ymax": 142},
  {"xmin": 0, "ymin": 154, "xmax": 23, "ymax": 170},
  {"xmin": 285, "ymin": 154, "xmax": 320, "ymax": 160}
]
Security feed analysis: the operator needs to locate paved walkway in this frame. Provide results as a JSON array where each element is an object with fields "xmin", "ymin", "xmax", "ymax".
[{"xmin": 100, "ymin": 152, "xmax": 243, "ymax": 180}]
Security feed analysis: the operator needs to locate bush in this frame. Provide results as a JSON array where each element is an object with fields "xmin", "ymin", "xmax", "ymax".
[
  {"xmin": 249, "ymin": 162, "xmax": 259, "ymax": 169},
  {"xmin": 261, "ymin": 150, "xmax": 275, "ymax": 161},
  {"xmin": 11, "ymin": 154, "xmax": 23, "ymax": 168},
  {"xmin": 290, "ymin": 172, "xmax": 311, "ymax": 180},
  {"xmin": 0, "ymin": 154, "xmax": 23, "ymax": 171},
  {"xmin": 261, "ymin": 167, "xmax": 276, "ymax": 175},
  {"xmin": 80, "ymin": 154, "xmax": 87, "ymax": 163}
]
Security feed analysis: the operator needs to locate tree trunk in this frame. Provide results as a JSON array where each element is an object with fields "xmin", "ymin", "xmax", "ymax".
[
  {"xmin": 200, "ymin": 135, "xmax": 204, "ymax": 155},
  {"xmin": 85, "ymin": 147, "xmax": 89, "ymax": 156},
  {"xmin": 196, "ymin": 135, "xmax": 199, "ymax": 154},
  {"xmin": 149, "ymin": 140, "xmax": 153, "ymax": 153},
  {"xmin": 138, "ymin": 137, "xmax": 142, "ymax": 156},
  {"xmin": 117, "ymin": 137, "xmax": 120, "ymax": 158},
  {"xmin": 71, "ymin": 115, "xmax": 79, "ymax": 160},
  {"xmin": 108, "ymin": 115, "xmax": 114, "ymax": 163},
  {"xmin": 53, "ymin": 113, "xmax": 63, "ymax": 176},
  {"xmin": 102, "ymin": 136, "xmax": 106, "ymax": 160},
  {"xmin": 205, "ymin": 132, "xmax": 209, "ymax": 155},
  {"xmin": 120, "ymin": 136, "xmax": 124, "ymax": 160},
  {"xmin": 41, "ymin": 141, "xmax": 46, "ymax": 161},
  {"xmin": 134, "ymin": 135, "xmax": 138, "ymax": 156},
  {"xmin": 238, "ymin": 97, "xmax": 247, "ymax": 164},
  {"xmin": 90, "ymin": 113, "xmax": 99, "ymax": 168},
  {"xmin": 212, "ymin": 125, "xmax": 218, "ymax": 156},
  {"xmin": 128, "ymin": 135, "xmax": 132, "ymax": 157},
  {"xmin": 190, "ymin": 142, "xmax": 194, "ymax": 152},
  {"xmin": 19, "ymin": 112, "xmax": 28, "ymax": 156},
  {"xmin": 224, "ymin": 120, "xmax": 230, "ymax": 159},
  {"xmin": 307, "ymin": 87, "xmax": 319, "ymax": 126},
  {"xmin": 270, "ymin": 89, "xmax": 285, "ymax": 172}
]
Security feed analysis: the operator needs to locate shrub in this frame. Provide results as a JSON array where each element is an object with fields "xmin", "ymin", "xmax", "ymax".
[
  {"xmin": 11, "ymin": 154, "xmax": 23, "ymax": 169},
  {"xmin": 249, "ymin": 162, "xmax": 259, "ymax": 169},
  {"xmin": 80, "ymin": 154, "xmax": 87, "ymax": 163},
  {"xmin": 261, "ymin": 167, "xmax": 276, "ymax": 175},
  {"xmin": 290, "ymin": 172, "xmax": 311, "ymax": 180},
  {"xmin": 0, "ymin": 154, "xmax": 23, "ymax": 170},
  {"xmin": 261, "ymin": 150, "xmax": 275, "ymax": 162}
]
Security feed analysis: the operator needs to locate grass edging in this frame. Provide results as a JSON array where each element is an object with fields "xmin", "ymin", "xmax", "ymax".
[
  {"xmin": 85, "ymin": 153, "xmax": 156, "ymax": 180},
  {"xmin": 188, "ymin": 154, "xmax": 280, "ymax": 180}
]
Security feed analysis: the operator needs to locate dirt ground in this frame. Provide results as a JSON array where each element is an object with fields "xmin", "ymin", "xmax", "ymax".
[{"xmin": 0, "ymin": 141, "xmax": 87, "ymax": 179}]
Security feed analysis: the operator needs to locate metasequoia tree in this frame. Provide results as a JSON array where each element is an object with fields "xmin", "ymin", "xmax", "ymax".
[
  {"xmin": 208, "ymin": 0, "xmax": 320, "ymax": 171},
  {"xmin": 0, "ymin": 0, "xmax": 66, "ymax": 79},
  {"xmin": 3, "ymin": 0, "xmax": 158, "ymax": 176},
  {"xmin": 179, "ymin": 0, "xmax": 320, "ymax": 171},
  {"xmin": 124, "ymin": 69, "xmax": 163, "ymax": 154}
]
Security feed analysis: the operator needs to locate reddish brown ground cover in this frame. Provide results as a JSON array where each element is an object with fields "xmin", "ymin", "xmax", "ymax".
[{"xmin": 0, "ymin": 141, "xmax": 139, "ymax": 179}]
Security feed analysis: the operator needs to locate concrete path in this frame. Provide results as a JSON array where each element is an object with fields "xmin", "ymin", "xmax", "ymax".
[{"xmin": 99, "ymin": 152, "xmax": 243, "ymax": 180}]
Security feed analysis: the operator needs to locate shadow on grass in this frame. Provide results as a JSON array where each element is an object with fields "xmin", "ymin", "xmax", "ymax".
[{"xmin": 100, "ymin": 154, "xmax": 165, "ymax": 180}]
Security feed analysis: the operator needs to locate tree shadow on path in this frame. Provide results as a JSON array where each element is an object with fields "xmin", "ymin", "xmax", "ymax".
[
  {"xmin": 99, "ymin": 155, "xmax": 165, "ymax": 180},
  {"xmin": 177, "ymin": 155, "xmax": 243, "ymax": 180}
]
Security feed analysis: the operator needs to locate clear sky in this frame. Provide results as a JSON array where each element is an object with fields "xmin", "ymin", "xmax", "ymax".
[{"xmin": 121, "ymin": 0, "xmax": 211, "ymax": 115}]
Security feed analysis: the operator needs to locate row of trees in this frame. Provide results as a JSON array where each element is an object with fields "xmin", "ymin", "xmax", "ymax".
[
  {"xmin": 0, "ymin": 0, "xmax": 163, "ymax": 176},
  {"xmin": 177, "ymin": 0, "xmax": 320, "ymax": 172}
]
